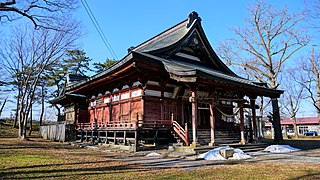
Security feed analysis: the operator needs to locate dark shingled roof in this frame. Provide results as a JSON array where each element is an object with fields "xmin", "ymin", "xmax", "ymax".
[{"xmin": 132, "ymin": 19, "xmax": 190, "ymax": 53}]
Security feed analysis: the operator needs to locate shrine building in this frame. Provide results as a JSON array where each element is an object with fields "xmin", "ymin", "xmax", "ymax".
[{"xmin": 51, "ymin": 12, "xmax": 283, "ymax": 151}]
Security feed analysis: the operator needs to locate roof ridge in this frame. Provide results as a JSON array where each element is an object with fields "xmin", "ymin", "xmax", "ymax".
[{"xmin": 132, "ymin": 18, "xmax": 189, "ymax": 52}]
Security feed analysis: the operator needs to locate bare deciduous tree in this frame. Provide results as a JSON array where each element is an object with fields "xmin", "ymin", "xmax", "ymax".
[
  {"xmin": 218, "ymin": 0, "xmax": 309, "ymax": 142},
  {"xmin": 299, "ymin": 46, "xmax": 320, "ymax": 122},
  {"xmin": 281, "ymin": 69, "xmax": 305, "ymax": 138},
  {"xmin": 0, "ymin": 0, "xmax": 78, "ymax": 29},
  {"xmin": 305, "ymin": 0, "xmax": 320, "ymax": 40},
  {"xmin": 0, "ymin": 22, "xmax": 80, "ymax": 139}
]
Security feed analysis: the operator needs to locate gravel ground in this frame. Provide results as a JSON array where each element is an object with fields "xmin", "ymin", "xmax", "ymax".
[
  {"xmin": 118, "ymin": 149, "xmax": 320, "ymax": 170},
  {"xmin": 76, "ymin": 141, "xmax": 320, "ymax": 170}
]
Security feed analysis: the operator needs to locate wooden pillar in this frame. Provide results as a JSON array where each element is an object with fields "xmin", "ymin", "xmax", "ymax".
[
  {"xmin": 91, "ymin": 130, "xmax": 94, "ymax": 143},
  {"xmin": 105, "ymin": 131, "xmax": 108, "ymax": 144},
  {"xmin": 271, "ymin": 97, "xmax": 283, "ymax": 142},
  {"xmin": 191, "ymin": 90, "xmax": 198, "ymax": 146},
  {"xmin": 80, "ymin": 129, "xmax": 83, "ymax": 142},
  {"xmin": 181, "ymin": 101, "xmax": 185, "ymax": 125},
  {"xmin": 109, "ymin": 99, "xmax": 112, "ymax": 122},
  {"xmin": 129, "ymin": 89, "xmax": 132, "ymax": 122},
  {"xmin": 247, "ymin": 116, "xmax": 253, "ymax": 143},
  {"xmin": 97, "ymin": 131, "xmax": 100, "ymax": 143},
  {"xmin": 134, "ymin": 130, "xmax": 138, "ymax": 152},
  {"xmin": 141, "ymin": 86, "xmax": 145, "ymax": 122},
  {"xmin": 250, "ymin": 98, "xmax": 258, "ymax": 142},
  {"xmin": 209, "ymin": 103, "xmax": 215, "ymax": 146},
  {"xmin": 119, "ymin": 92, "xmax": 122, "ymax": 122},
  {"xmin": 239, "ymin": 101, "xmax": 245, "ymax": 145},
  {"xmin": 124, "ymin": 131, "xmax": 127, "ymax": 146},
  {"xmin": 160, "ymin": 83, "xmax": 165, "ymax": 120}
]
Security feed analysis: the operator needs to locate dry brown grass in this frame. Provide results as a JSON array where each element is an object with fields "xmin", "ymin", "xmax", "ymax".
[{"xmin": 1, "ymin": 123, "xmax": 320, "ymax": 179}]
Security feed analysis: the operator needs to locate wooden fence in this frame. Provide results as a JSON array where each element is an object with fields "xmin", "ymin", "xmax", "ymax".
[{"xmin": 40, "ymin": 123, "xmax": 76, "ymax": 142}]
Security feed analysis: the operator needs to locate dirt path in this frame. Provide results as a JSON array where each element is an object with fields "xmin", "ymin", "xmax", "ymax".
[{"xmin": 118, "ymin": 150, "xmax": 320, "ymax": 170}]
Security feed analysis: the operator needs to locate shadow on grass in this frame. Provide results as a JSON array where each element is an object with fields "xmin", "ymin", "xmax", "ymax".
[
  {"xmin": 0, "ymin": 162, "xmax": 147, "ymax": 179},
  {"xmin": 3, "ymin": 160, "xmax": 115, "ymax": 170},
  {"xmin": 289, "ymin": 172, "xmax": 320, "ymax": 180}
]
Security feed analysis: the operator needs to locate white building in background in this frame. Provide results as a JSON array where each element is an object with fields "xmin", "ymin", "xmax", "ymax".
[{"xmin": 281, "ymin": 117, "xmax": 320, "ymax": 136}]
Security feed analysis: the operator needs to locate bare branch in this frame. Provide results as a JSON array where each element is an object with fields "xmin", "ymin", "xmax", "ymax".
[{"xmin": 0, "ymin": 0, "xmax": 78, "ymax": 29}]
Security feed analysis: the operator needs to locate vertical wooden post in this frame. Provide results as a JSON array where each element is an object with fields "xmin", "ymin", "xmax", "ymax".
[
  {"xmin": 97, "ymin": 131, "xmax": 100, "ymax": 143},
  {"xmin": 105, "ymin": 131, "xmax": 108, "ymax": 144},
  {"xmin": 250, "ymin": 98, "xmax": 258, "ymax": 142},
  {"xmin": 239, "ymin": 101, "xmax": 246, "ymax": 145},
  {"xmin": 124, "ymin": 131, "xmax": 127, "ymax": 146},
  {"xmin": 119, "ymin": 92, "xmax": 122, "ymax": 122},
  {"xmin": 136, "ymin": 112, "xmax": 139, "ymax": 128},
  {"xmin": 134, "ymin": 130, "xmax": 138, "ymax": 152},
  {"xmin": 129, "ymin": 89, "xmax": 132, "ymax": 122},
  {"xmin": 109, "ymin": 96, "xmax": 112, "ymax": 123},
  {"xmin": 209, "ymin": 103, "xmax": 215, "ymax": 146},
  {"xmin": 141, "ymin": 86, "xmax": 145, "ymax": 123},
  {"xmin": 161, "ymin": 89, "xmax": 164, "ymax": 120},
  {"xmin": 80, "ymin": 129, "xmax": 83, "ymax": 142},
  {"xmin": 181, "ymin": 101, "xmax": 185, "ymax": 125},
  {"xmin": 272, "ymin": 97, "xmax": 283, "ymax": 142},
  {"xmin": 114, "ymin": 131, "xmax": 116, "ymax": 144},
  {"xmin": 154, "ymin": 130, "xmax": 158, "ymax": 146},
  {"xmin": 247, "ymin": 115, "xmax": 253, "ymax": 142},
  {"xmin": 185, "ymin": 123, "xmax": 189, "ymax": 146},
  {"xmin": 191, "ymin": 90, "xmax": 198, "ymax": 146},
  {"xmin": 171, "ymin": 113, "xmax": 174, "ymax": 124},
  {"xmin": 91, "ymin": 130, "xmax": 94, "ymax": 143}
]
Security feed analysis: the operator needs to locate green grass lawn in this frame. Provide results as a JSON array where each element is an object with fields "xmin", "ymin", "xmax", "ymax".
[{"xmin": 1, "ymin": 121, "xmax": 320, "ymax": 179}]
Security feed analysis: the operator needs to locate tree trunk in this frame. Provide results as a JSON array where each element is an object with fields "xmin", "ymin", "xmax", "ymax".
[
  {"xmin": 0, "ymin": 96, "xmax": 8, "ymax": 117},
  {"xmin": 28, "ymin": 104, "xmax": 33, "ymax": 136},
  {"xmin": 271, "ymin": 98, "xmax": 283, "ymax": 142},
  {"xmin": 293, "ymin": 117, "xmax": 299, "ymax": 138},
  {"xmin": 259, "ymin": 97, "xmax": 264, "ymax": 137},
  {"xmin": 22, "ymin": 112, "xmax": 28, "ymax": 139},
  {"xmin": 13, "ymin": 87, "xmax": 21, "ymax": 128},
  {"xmin": 317, "ymin": 95, "xmax": 320, "ymax": 124},
  {"xmin": 39, "ymin": 85, "xmax": 45, "ymax": 126},
  {"xmin": 289, "ymin": 95, "xmax": 299, "ymax": 138},
  {"xmin": 18, "ymin": 108, "xmax": 24, "ymax": 138}
]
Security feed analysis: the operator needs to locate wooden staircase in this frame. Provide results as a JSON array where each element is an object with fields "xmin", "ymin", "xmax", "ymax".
[
  {"xmin": 172, "ymin": 121, "xmax": 189, "ymax": 146},
  {"xmin": 188, "ymin": 129, "xmax": 240, "ymax": 146},
  {"xmin": 192, "ymin": 143, "xmax": 269, "ymax": 154}
]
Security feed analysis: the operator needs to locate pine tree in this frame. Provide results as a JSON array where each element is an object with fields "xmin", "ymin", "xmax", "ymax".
[{"xmin": 93, "ymin": 59, "xmax": 118, "ymax": 73}]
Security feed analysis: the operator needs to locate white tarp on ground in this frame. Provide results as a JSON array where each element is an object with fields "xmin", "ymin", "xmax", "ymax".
[
  {"xmin": 198, "ymin": 146, "xmax": 252, "ymax": 160},
  {"xmin": 229, "ymin": 148, "xmax": 252, "ymax": 160},
  {"xmin": 264, "ymin": 145, "xmax": 301, "ymax": 153},
  {"xmin": 146, "ymin": 152, "xmax": 162, "ymax": 157},
  {"xmin": 86, "ymin": 145, "xmax": 99, "ymax": 149}
]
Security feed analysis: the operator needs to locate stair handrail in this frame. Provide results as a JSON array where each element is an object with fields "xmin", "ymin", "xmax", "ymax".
[{"xmin": 171, "ymin": 113, "xmax": 189, "ymax": 146}]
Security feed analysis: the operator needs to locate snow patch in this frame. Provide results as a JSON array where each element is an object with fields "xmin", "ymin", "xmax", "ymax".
[
  {"xmin": 229, "ymin": 148, "xmax": 252, "ymax": 160},
  {"xmin": 198, "ymin": 146, "xmax": 251, "ymax": 160},
  {"xmin": 264, "ymin": 145, "xmax": 301, "ymax": 153},
  {"xmin": 86, "ymin": 146, "xmax": 99, "ymax": 149},
  {"xmin": 146, "ymin": 152, "xmax": 162, "ymax": 157}
]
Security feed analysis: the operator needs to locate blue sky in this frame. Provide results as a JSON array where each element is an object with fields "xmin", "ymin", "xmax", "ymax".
[
  {"xmin": 75, "ymin": 0, "xmax": 305, "ymax": 65},
  {"xmin": 74, "ymin": 0, "xmax": 314, "ymax": 117},
  {"xmin": 1, "ymin": 0, "xmax": 315, "ymax": 118}
]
